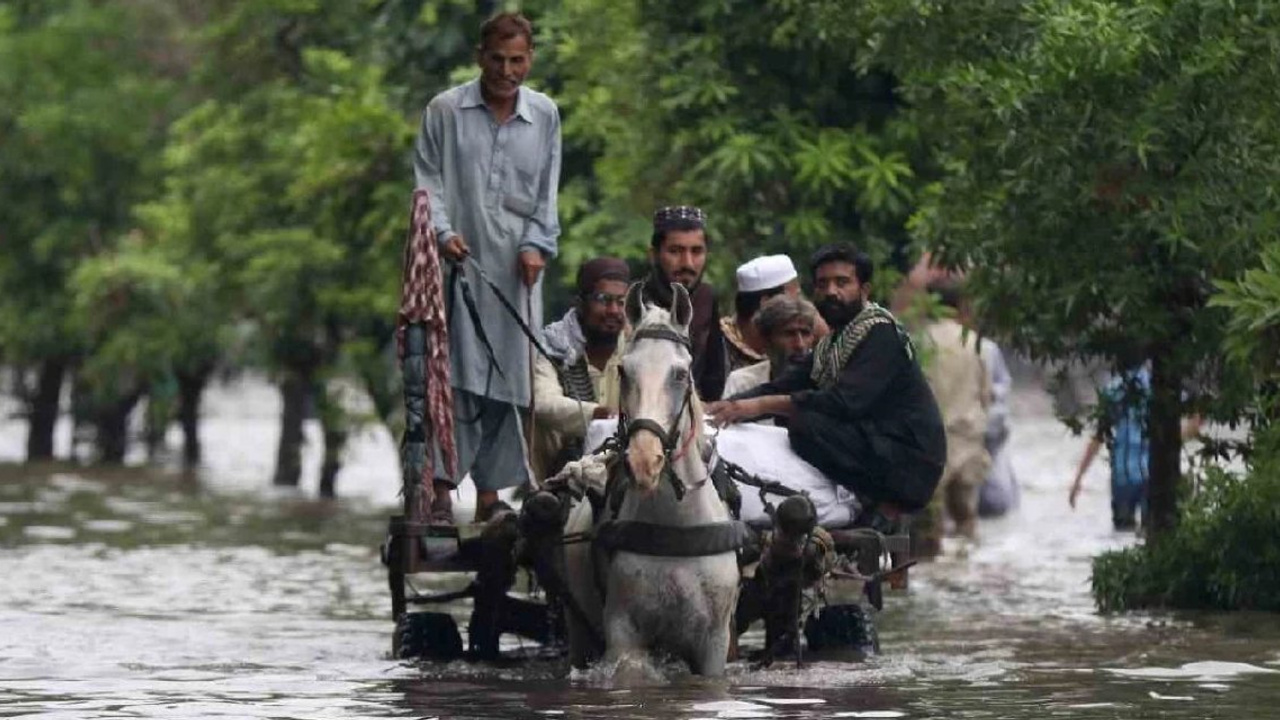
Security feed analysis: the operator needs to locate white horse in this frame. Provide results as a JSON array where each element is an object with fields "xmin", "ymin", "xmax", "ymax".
[{"xmin": 560, "ymin": 283, "xmax": 741, "ymax": 676}]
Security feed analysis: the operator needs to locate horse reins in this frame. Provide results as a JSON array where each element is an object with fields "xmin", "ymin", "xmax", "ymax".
[{"xmin": 614, "ymin": 324, "xmax": 708, "ymax": 501}]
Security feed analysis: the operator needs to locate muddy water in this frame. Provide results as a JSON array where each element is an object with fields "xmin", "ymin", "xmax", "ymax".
[{"xmin": 1, "ymin": 377, "xmax": 1278, "ymax": 719}]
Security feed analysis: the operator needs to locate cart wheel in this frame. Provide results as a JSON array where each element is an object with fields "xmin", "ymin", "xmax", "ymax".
[
  {"xmin": 803, "ymin": 604, "xmax": 879, "ymax": 657},
  {"xmin": 394, "ymin": 611, "xmax": 463, "ymax": 661}
]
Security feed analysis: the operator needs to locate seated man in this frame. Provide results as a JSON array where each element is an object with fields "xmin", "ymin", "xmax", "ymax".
[
  {"xmin": 722, "ymin": 255, "xmax": 801, "ymax": 373},
  {"xmin": 708, "ymin": 243, "xmax": 947, "ymax": 531},
  {"xmin": 531, "ymin": 257, "xmax": 629, "ymax": 480},
  {"xmin": 722, "ymin": 294, "xmax": 819, "ymax": 402}
]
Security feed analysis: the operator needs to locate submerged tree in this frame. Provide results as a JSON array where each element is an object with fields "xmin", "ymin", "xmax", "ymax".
[
  {"xmin": 0, "ymin": 1, "xmax": 185, "ymax": 462},
  {"xmin": 848, "ymin": 0, "xmax": 1280, "ymax": 537}
]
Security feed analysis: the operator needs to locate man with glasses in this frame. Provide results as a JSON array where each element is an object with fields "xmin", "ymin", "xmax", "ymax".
[{"xmin": 530, "ymin": 257, "xmax": 631, "ymax": 479}]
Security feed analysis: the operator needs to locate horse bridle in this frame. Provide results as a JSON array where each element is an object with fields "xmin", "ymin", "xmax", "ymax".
[{"xmin": 615, "ymin": 324, "xmax": 698, "ymax": 500}]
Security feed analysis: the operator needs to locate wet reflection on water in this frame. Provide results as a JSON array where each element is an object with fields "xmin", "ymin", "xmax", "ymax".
[{"xmin": 1, "ymin": 379, "xmax": 1279, "ymax": 719}]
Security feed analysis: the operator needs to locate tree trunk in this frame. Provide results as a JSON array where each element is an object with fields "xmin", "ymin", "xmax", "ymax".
[
  {"xmin": 176, "ymin": 366, "xmax": 212, "ymax": 469},
  {"xmin": 1146, "ymin": 351, "xmax": 1183, "ymax": 539},
  {"xmin": 273, "ymin": 368, "xmax": 313, "ymax": 487},
  {"xmin": 317, "ymin": 387, "xmax": 348, "ymax": 500},
  {"xmin": 25, "ymin": 358, "xmax": 66, "ymax": 462},
  {"xmin": 95, "ymin": 390, "xmax": 144, "ymax": 464}
]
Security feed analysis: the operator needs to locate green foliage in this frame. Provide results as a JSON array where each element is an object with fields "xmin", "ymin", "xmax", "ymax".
[
  {"xmin": 1211, "ymin": 241, "xmax": 1280, "ymax": 380},
  {"xmin": 1092, "ymin": 456, "xmax": 1280, "ymax": 613},
  {"xmin": 540, "ymin": 0, "xmax": 920, "ymax": 293},
  {"xmin": 0, "ymin": 1, "xmax": 182, "ymax": 368},
  {"xmin": 852, "ymin": 0, "xmax": 1280, "ymax": 533}
]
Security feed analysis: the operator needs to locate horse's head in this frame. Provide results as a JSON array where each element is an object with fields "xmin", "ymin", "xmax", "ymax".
[{"xmin": 618, "ymin": 282, "xmax": 697, "ymax": 494}]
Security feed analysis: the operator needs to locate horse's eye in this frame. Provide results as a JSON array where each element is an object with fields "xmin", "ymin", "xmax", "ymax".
[{"xmin": 671, "ymin": 367, "xmax": 689, "ymax": 383}]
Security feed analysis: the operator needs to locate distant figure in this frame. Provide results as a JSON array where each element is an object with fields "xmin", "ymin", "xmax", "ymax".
[
  {"xmin": 722, "ymin": 294, "xmax": 819, "ymax": 406},
  {"xmin": 920, "ymin": 279, "xmax": 991, "ymax": 541},
  {"xmin": 639, "ymin": 206, "xmax": 729, "ymax": 400},
  {"xmin": 413, "ymin": 12, "xmax": 562, "ymax": 523},
  {"xmin": 976, "ymin": 339, "xmax": 1021, "ymax": 517},
  {"xmin": 530, "ymin": 257, "xmax": 629, "ymax": 480},
  {"xmin": 1067, "ymin": 365, "xmax": 1201, "ymax": 531}
]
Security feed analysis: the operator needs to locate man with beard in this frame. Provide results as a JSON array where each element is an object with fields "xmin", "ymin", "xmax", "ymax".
[
  {"xmin": 708, "ymin": 243, "xmax": 946, "ymax": 532},
  {"xmin": 722, "ymin": 294, "xmax": 819, "ymax": 402},
  {"xmin": 414, "ymin": 12, "xmax": 562, "ymax": 523},
  {"xmin": 640, "ymin": 206, "xmax": 729, "ymax": 401},
  {"xmin": 529, "ymin": 257, "xmax": 629, "ymax": 479}
]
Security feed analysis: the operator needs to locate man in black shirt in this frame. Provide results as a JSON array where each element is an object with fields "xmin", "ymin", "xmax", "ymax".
[{"xmin": 708, "ymin": 243, "xmax": 946, "ymax": 528}]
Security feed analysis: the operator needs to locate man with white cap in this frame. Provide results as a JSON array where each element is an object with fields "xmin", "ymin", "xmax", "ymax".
[{"xmin": 721, "ymin": 255, "xmax": 803, "ymax": 373}]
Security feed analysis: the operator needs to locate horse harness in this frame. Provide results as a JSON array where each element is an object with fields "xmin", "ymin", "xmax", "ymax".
[{"xmin": 591, "ymin": 322, "xmax": 751, "ymax": 559}]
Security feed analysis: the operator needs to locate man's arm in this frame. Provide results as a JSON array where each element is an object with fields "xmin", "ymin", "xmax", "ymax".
[
  {"xmin": 790, "ymin": 323, "xmax": 906, "ymax": 420},
  {"xmin": 728, "ymin": 360, "xmax": 811, "ymax": 400},
  {"xmin": 1068, "ymin": 435, "xmax": 1104, "ymax": 509},
  {"xmin": 413, "ymin": 101, "xmax": 458, "ymax": 247},
  {"xmin": 708, "ymin": 393, "xmax": 794, "ymax": 426},
  {"xmin": 532, "ymin": 354, "xmax": 599, "ymax": 437},
  {"xmin": 517, "ymin": 105, "xmax": 562, "ymax": 259}
]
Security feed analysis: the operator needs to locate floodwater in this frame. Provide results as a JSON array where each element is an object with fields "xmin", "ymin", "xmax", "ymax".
[{"xmin": 1, "ymin": 376, "xmax": 1278, "ymax": 719}]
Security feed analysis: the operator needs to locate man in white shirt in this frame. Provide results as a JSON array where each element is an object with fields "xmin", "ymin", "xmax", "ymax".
[{"xmin": 530, "ymin": 257, "xmax": 629, "ymax": 479}]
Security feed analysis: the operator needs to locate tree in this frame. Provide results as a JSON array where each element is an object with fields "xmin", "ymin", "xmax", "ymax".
[
  {"xmin": 536, "ymin": 0, "xmax": 919, "ymax": 291},
  {"xmin": 0, "ymin": 0, "xmax": 184, "ymax": 461},
  {"xmin": 851, "ymin": 0, "xmax": 1280, "ymax": 537}
]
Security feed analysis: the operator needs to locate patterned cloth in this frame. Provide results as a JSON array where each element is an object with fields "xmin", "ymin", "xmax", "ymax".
[
  {"xmin": 810, "ymin": 302, "xmax": 915, "ymax": 390},
  {"xmin": 720, "ymin": 316, "xmax": 766, "ymax": 372},
  {"xmin": 396, "ymin": 190, "xmax": 458, "ymax": 508}
]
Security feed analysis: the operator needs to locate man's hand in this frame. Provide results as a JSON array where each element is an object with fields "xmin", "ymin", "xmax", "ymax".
[
  {"xmin": 519, "ymin": 249, "xmax": 545, "ymax": 287},
  {"xmin": 591, "ymin": 405, "xmax": 616, "ymax": 420},
  {"xmin": 706, "ymin": 398, "xmax": 756, "ymax": 427},
  {"xmin": 442, "ymin": 234, "xmax": 470, "ymax": 262}
]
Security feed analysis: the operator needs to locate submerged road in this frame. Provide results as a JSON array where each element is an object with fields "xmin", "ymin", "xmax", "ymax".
[{"xmin": 0, "ymin": 375, "xmax": 1277, "ymax": 719}]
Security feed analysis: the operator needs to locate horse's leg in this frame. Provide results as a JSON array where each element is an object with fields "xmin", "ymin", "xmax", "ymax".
[
  {"xmin": 604, "ymin": 606, "xmax": 659, "ymax": 682},
  {"xmin": 691, "ymin": 622, "xmax": 732, "ymax": 676}
]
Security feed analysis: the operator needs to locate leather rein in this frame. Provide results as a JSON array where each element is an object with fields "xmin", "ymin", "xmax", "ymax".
[{"xmin": 613, "ymin": 324, "xmax": 706, "ymax": 501}]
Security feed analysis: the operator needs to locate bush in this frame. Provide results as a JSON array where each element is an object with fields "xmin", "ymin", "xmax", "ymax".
[{"xmin": 1092, "ymin": 460, "xmax": 1280, "ymax": 612}]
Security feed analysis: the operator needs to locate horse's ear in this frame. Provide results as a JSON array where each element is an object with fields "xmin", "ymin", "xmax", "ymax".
[
  {"xmin": 670, "ymin": 283, "xmax": 693, "ymax": 331},
  {"xmin": 625, "ymin": 281, "xmax": 646, "ymax": 328}
]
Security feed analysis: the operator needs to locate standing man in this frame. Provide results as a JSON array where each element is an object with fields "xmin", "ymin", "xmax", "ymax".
[
  {"xmin": 413, "ymin": 12, "xmax": 562, "ymax": 523},
  {"xmin": 707, "ymin": 243, "xmax": 946, "ymax": 532},
  {"xmin": 919, "ymin": 279, "xmax": 991, "ymax": 543},
  {"xmin": 641, "ymin": 206, "xmax": 729, "ymax": 400},
  {"xmin": 530, "ymin": 257, "xmax": 630, "ymax": 480}
]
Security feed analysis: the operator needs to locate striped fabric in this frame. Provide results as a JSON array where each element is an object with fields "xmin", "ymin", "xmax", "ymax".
[{"xmin": 397, "ymin": 190, "xmax": 458, "ymax": 510}]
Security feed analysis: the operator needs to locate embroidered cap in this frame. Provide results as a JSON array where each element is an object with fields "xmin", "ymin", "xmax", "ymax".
[
  {"xmin": 576, "ymin": 256, "xmax": 631, "ymax": 294},
  {"xmin": 653, "ymin": 205, "xmax": 707, "ymax": 230},
  {"xmin": 736, "ymin": 254, "xmax": 798, "ymax": 293}
]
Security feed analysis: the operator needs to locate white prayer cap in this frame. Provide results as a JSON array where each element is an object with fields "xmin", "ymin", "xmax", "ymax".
[{"xmin": 735, "ymin": 255, "xmax": 798, "ymax": 293}]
